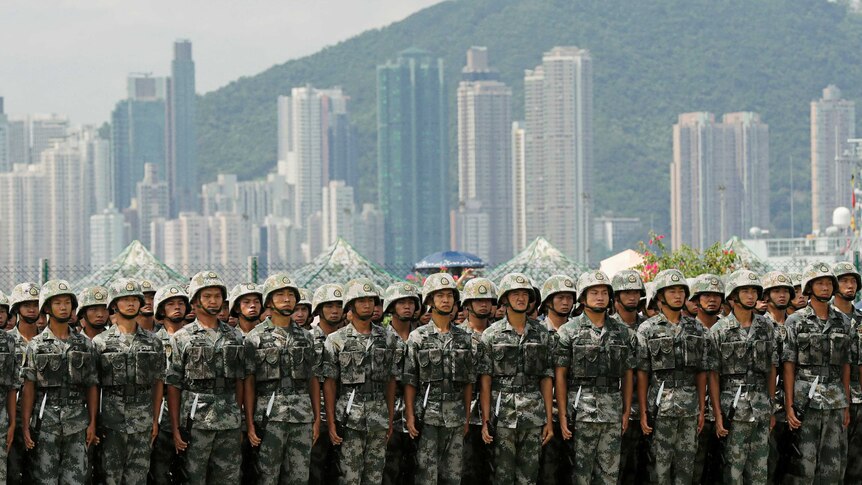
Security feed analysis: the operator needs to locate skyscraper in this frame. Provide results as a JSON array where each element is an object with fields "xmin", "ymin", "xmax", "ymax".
[
  {"xmin": 0, "ymin": 164, "xmax": 46, "ymax": 284},
  {"xmin": 90, "ymin": 205, "xmax": 128, "ymax": 268},
  {"xmin": 511, "ymin": 122, "xmax": 527, "ymax": 252},
  {"xmin": 811, "ymin": 85, "xmax": 856, "ymax": 233},
  {"xmin": 723, "ymin": 112, "xmax": 770, "ymax": 232},
  {"xmin": 456, "ymin": 47, "xmax": 513, "ymax": 264},
  {"xmin": 523, "ymin": 47, "xmax": 593, "ymax": 262},
  {"xmin": 377, "ymin": 48, "xmax": 449, "ymax": 267},
  {"xmin": 30, "ymin": 114, "xmax": 69, "ymax": 163},
  {"xmin": 0, "ymin": 98, "xmax": 8, "ymax": 172},
  {"xmin": 321, "ymin": 180, "xmax": 355, "ymax": 248},
  {"xmin": 5, "ymin": 117, "xmax": 30, "ymax": 166},
  {"xmin": 43, "ymin": 136, "xmax": 89, "ymax": 269},
  {"xmin": 136, "ymin": 163, "xmax": 170, "ymax": 248},
  {"xmin": 167, "ymin": 40, "xmax": 198, "ymax": 215}
]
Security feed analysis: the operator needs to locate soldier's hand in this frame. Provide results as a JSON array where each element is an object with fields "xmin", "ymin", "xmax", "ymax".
[
  {"xmin": 559, "ymin": 417, "xmax": 572, "ymax": 440},
  {"xmin": 844, "ymin": 407, "xmax": 851, "ymax": 428},
  {"xmin": 786, "ymin": 406, "xmax": 802, "ymax": 430},
  {"xmin": 86, "ymin": 422, "xmax": 99, "ymax": 448},
  {"xmin": 481, "ymin": 423, "xmax": 493, "ymax": 444},
  {"xmin": 173, "ymin": 429, "xmax": 188, "ymax": 453},
  {"xmin": 621, "ymin": 412, "xmax": 629, "ymax": 435},
  {"xmin": 247, "ymin": 424, "xmax": 262, "ymax": 447},
  {"xmin": 406, "ymin": 415, "xmax": 419, "ymax": 438},
  {"xmin": 386, "ymin": 423, "xmax": 394, "ymax": 442},
  {"xmin": 150, "ymin": 421, "xmax": 159, "ymax": 447},
  {"xmin": 541, "ymin": 422, "xmax": 554, "ymax": 446},
  {"xmin": 697, "ymin": 410, "xmax": 705, "ymax": 434},
  {"xmin": 714, "ymin": 417, "xmax": 728, "ymax": 438},
  {"xmin": 22, "ymin": 427, "xmax": 34, "ymax": 450},
  {"xmin": 640, "ymin": 415, "xmax": 653, "ymax": 436},
  {"xmin": 463, "ymin": 422, "xmax": 470, "ymax": 438},
  {"xmin": 328, "ymin": 423, "xmax": 343, "ymax": 445},
  {"xmin": 6, "ymin": 424, "xmax": 13, "ymax": 452},
  {"xmin": 312, "ymin": 418, "xmax": 321, "ymax": 445},
  {"xmin": 770, "ymin": 415, "xmax": 776, "ymax": 432}
]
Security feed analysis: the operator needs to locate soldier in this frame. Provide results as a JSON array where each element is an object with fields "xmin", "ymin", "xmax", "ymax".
[
  {"xmin": 21, "ymin": 279, "xmax": 100, "ymax": 483},
  {"xmin": 537, "ymin": 274, "xmax": 577, "ymax": 485},
  {"xmin": 321, "ymin": 278, "xmax": 397, "ymax": 485},
  {"xmin": 706, "ymin": 270, "xmax": 776, "ymax": 484},
  {"xmin": 149, "ymin": 284, "xmax": 191, "ymax": 485},
  {"xmin": 788, "ymin": 273, "xmax": 806, "ymax": 314},
  {"xmin": 0, "ymin": 290, "xmax": 17, "ymax": 482},
  {"xmin": 93, "ymin": 278, "xmax": 165, "ymax": 484},
  {"xmin": 0, "ymin": 291, "xmax": 8, "ymax": 330},
  {"xmin": 643, "ymin": 283, "xmax": 659, "ymax": 319},
  {"xmin": 243, "ymin": 274, "xmax": 320, "ymax": 485},
  {"xmin": 830, "ymin": 262, "xmax": 862, "ymax": 484},
  {"xmin": 308, "ymin": 283, "xmax": 345, "ymax": 485},
  {"xmin": 380, "ymin": 282, "xmax": 420, "ymax": 485},
  {"xmin": 137, "ymin": 279, "xmax": 157, "ymax": 332},
  {"xmin": 683, "ymin": 278, "xmax": 699, "ymax": 320},
  {"xmin": 292, "ymin": 288, "xmax": 313, "ymax": 330},
  {"xmin": 77, "ymin": 286, "xmax": 110, "ymax": 340},
  {"xmin": 636, "ymin": 269, "xmax": 707, "ymax": 484},
  {"xmin": 165, "ymin": 271, "xmax": 245, "ymax": 484},
  {"xmin": 229, "ymin": 283, "xmax": 263, "ymax": 337},
  {"xmin": 478, "ymin": 273, "xmax": 554, "ymax": 484},
  {"xmin": 782, "ymin": 263, "xmax": 852, "ymax": 483},
  {"xmin": 403, "ymin": 273, "xmax": 473, "ymax": 484}
]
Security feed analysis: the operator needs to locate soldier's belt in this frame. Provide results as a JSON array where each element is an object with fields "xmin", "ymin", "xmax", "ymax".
[
  {"xmin": 652, "ymin": 379, "xmax": 695, "ymax": 390},
  {"xmin": 103, "ymin": 384, "xmax": 153, "ymax": 404},
  {"xmin": 720, "ymin": 375, "xmax": 768, "ymax": 391},
  {"xmin": 342, "ymin": 381, "xmax": 387, "ymax": 394},
  {"xmin": 421, "ymin": 378, "xmax": 466, "ymax": 395},
  {"xmin": 39, "ymin": 388, "xmax": 84, "ymax": 406},
  {"xmin": 491, "ymin": 382, "xmax": 540, "ymax": 393},
  {"xmin": 256, "ymin": 377, "xmax": 308, "ymax": 395},
  {"xmin": 568, "ymin": 376, "xmax": 621, "ymax": 391},
  {"xmin": 346, "ymin": 391, "xmax": 385, "ymax": 402},
  {"xmin": 188, "ymin": 377, "xmax": 237, "ymax": 393},
  {"xmin": 797, "ymin": 366, "xmax": 842, "ymax": 383}
]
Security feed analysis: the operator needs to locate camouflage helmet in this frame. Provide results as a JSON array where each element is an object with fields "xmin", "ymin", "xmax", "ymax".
[
  {"xmin": 496, "ymin": 273, "xmax": 536, "ymax": 305},
  {"xmin": 382, "ymin": 282, "xmax": 421, "ymax": 314},
  {"xmin": 724, "ymin": 269, "xmax": 763, "ymax": 300},
  {"xmin": 342, "ymin": 278, "xmax": 380, "ymax": 311},
  {"xmin": 540, "ymin": 275, "xmax": 577, "ymax": 307},
  {"xmin": 311, "ymin": 284, "xmax": 344, "ymax": 316},
  {"xmin": 761, "ymin": 271, "xmax": 795, "ymax": 300},
  {"xmin": 832, "ymin": 262, "xmax": 861, "ymax": 294},
  {"xmin": 297, "ymin": 288, "xmax": 313, "ymax": 309},
  {"xmin": 154, "ymin": 284, "xmax": 190, "ymax": 320},
  {"xmin": 139, "ymin": 279, "xmax": 157, "ymax": 295},
  {"xmin": 644, "ymin": 282, "xmax": 658, "ymax": 310},
  {"xmin": 689, "ymin": 274, "xmax": 725, "ymax": 301},
  {"xmin": 576, "ymin": 271, "xmax": 613, "ymax": 302},
  {"xmin": 39, "ymin": 280, "xmax": 78, "ymax": 313},
  {"xmin": 790, "ymin": 273, "xmax": 803, "ymax": 288},
  {"xmin": 611, "ymin": 270, "xmax": 646, "ymax": 297},
  {"xmin": 652, "ymin": 269, "xmax": 690, "ymax": 300},
  {"xmin": 261, "ymin": 273, "xmax": 300, "ymax": 307},
  {"xmin": 801, "ymin": 262, "xmax": 838, "ymax": 296},
  {"xmin": 228, "ymin": 283, "xmax": 262, "ymax": 316},
  {"xmin": 0, "ymin": 291, "xmax": 8, "ymax": 311},
  {"xmin": 461, "ymin": 278, "xmax": 498, "ymax": 305},
  {"xmin": 8, "ymin": 282, "xmax": 40, "ymax": 315},
  {"xmin": 421, "ymin": 273, "xmax": 460, "ymax": 306},
  {"xmin": 188, "ymin": 271, "xmax": 228, "ymax": 303},
  {"xmin": 107, "ymin": 278, "xmax": 145, "ymax": 311},
  {"xmin": 76, "ymin": 286, "xmax": 109, "ymax": 317}
]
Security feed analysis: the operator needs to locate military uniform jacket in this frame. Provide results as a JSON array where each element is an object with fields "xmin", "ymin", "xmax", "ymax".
[
  {"xmin": 21, "ymin": 327, "xmax": 99, "ymax": 435},
  {"xmin": 705, "ymin": 313, "xmax": 777, "ymax": 422},
  {"xmin": 243, "ymin": 319, "xmax": 315, "ymax": 424},
  {"xmin": 466, "ymin": 326, "xmax": 487, "ymax": 426},
  {"xmin": 636, "ymin": 313, "xmax": 707, "ymax": 418},
  {"xmin": 321, "ymin": 323, "xmax": 397, "ymax": 431},
  {"xmin": 403, "ymin": 323, "xmax": 474, "ymax": 428},
  {"xmin": 555, "ymin": 313, "xmax": 636, "ymax": 423},
  {"xmin": 165, "ymin": 320, "xmax": 244, "ymax": 431},
  {"xmin": 834, "ymin": 305, "xmax": 862, "ymax": 404},
  {"xmin": 613, "ymin": 313, "xmax": 646, "ymax": 419},
  {"xmin": 8, "ymin": 326, "xmax": 31, "ymax": 390},
  {"xmin": 764, "ymin": 312, "xmax": 790, "ymax": 417},
  {"xmin": 477, "ymin": 317, "xmax": 553, "ymax": 429},
  {"xmin": 94, "ymin": 325, "xmax": 165, "ymax": 434},
  {"xmin": 782, "ymin": 306, "xmax": 853, "ymax": 410},
  {"xmin": 0, "ymin": 330, "xmax": 17, "ymax": 427},
  {"xmin": 387, "ymin": 324, "xmax": 413, "ymax": 432}
]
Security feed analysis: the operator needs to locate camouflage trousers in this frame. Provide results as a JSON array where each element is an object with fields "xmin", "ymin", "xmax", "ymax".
[
  {"xmin": 416, "ymin": 424, "xmax": 463, "ymax": 485},
  {"xmin": 6, "ymin": 421, "xmax": 25, "ymax": 484},
  {"xmin": 767, "ymin": 415, "xmax": 791, "ymax": 485},
  {"xmin": 185, "ymin": 427, "xmax": 241, "ymax": 485},
  {"xmin": 257, "ymin": 421, "xmax": 312, "ymax": 485},
  {"xmin": 540, "ymin": 420, "xmax": 571, "ymax": 485},
  {"xmin": 650, "ymin": 415, "xmax": 697, "ymax": 485},
  {"xmin": 618, "ymin": 418, "xmax": 644, "ymax": 485},
  {"xmin": 784, "ymin": 408, "xmax": 847, "ymax": 485},
  {"xmin": 33, "ymin": 428, "xmax": 88, "ymax": 484},
  {"xmin": 310, "ymin": 424, "xmax": 337, "ymax": 485},
  {"xmin": 149, "ymin": 428, "xmax": 174, "ymax": 485},
  {"xmin": 693, "ymin": 420, "xmax": 721, "ymax": 484},
  {"xmin": 845, "ymin": 403, "xmax": 862, "ymax": 484},
  {"xmin": 462, "ymin": 424, "xmax": 492, "ymax": 485},
  {"xmin": 573, "ymin": 421, "xmax": 620, "ymax": 485},
  {"xmin": 383, "ymin": 429, "xmax": 408, "ymax": 485},
  {"xmin": 101, "ymin": 428, "xmax": 151, "ymax": 485},
  {"xmin": 721, "ymin": 419, "xmax": 769, "ymax": 485},
  {"xmin": 493, "ymin": 426, "xmax": 542, "ymax": 485},
  {"xmin": 339, "ymin": 426, "xmax": 387, "ymax": 485}
]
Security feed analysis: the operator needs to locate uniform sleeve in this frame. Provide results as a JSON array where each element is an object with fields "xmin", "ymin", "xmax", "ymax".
[
  {"xmin": 477, "ymin": 331, "xmax": 493, "ymax": 376},
  {"xmin": 402, "ymin": 333, "xmax": 420, "ymax": 388},
  {"xmin": 82, "ymin": 339, "xmax": 99, "ymax": 387},
  {"xmin": 313, "ymin": 334, "xmax": 326, "ymax": 381},
  {"xmin": 636, "ymin": 326, "xmax": 651, "ymax": 372},
  {"xmin": 164, "ymin": 335, "xmax": 185, "ymax": 388},
  {"xmin": 540, "ymin": 330, "xmax": 553, "ymax": 378},
  {"xmin": 626, "ymin": 326, "xmax": 638, "ymax": 370},
  {"xmin": 705, "ymin": 325, "xmax": 721, "ymax": 373},
  {"xmin": 555, "ymin": 326, "xmax": 572, "ymax": 369},
  {"xmin": 781, "ymin": 318, "xmax": 799, "ymax": 364},
  {"xmin": 392, "ymin": 338, "xmax": 406, "ymax": 383},
  {"xmin": 243, "ymin": 332, "xmax": 258, "ymax": 378},
  {"xmin": 321, "ymin": 335, "xmax": 340, "ymax": 381},
  {"xmin": 152, "ymin": 337, "xmax": 166, "ymax": 381},
  {"xmin": 770, "ymin": 325, "xmax": 779, "ymax": 367}
]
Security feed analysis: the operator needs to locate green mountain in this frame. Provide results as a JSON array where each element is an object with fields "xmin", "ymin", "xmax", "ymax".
[{"xmin": 196, "ymin": 0, "xmax": 862, "ymax": 238}]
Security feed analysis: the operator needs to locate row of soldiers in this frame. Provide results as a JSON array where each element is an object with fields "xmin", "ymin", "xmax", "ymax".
[{"xmin": 0, "ymin": 260, "xmax": 858, "ymax": 484}]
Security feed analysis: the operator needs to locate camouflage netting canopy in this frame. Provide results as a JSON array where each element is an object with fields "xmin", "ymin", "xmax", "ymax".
[
  {"xmin": 486, "ymin": 237, "xmax": 587, "ymax": 284},
  {"xmin": 74, "ymin": 240, "xmax": 188, "ymax": 292},
  {"xmin": 724, "ymin": 237, "xmax": 771, "ymax": 273},
  {"xmin": 292, "ymin": 237, "xmax": 402, "ymax": 290}
]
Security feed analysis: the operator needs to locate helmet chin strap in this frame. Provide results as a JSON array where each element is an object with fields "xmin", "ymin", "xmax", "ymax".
[
  {"xmin": 20, "ymin": 315, "xmax": 39, "ymax": 325},
  {"xmin": 663, "ymin": 302, "xmax": 684, "ymax": 312},
  {"xmin": 812, "ymin": 294, "xmax": 832, "ymax": 303},
  {"xmin": 700, "ymin": 307, "xmax": 721, "ymax": 316},
  {"xmin": 586, "ymin": 305, "xmax": 607, "ymax": 313},
  {"xmin": 167, "ymin": 315, "xmax": 186, "ymax": 324},
  {"xmin": 738, "ymin": 302, "xmax": 757, "ymax": 311},
  {"xmin": 836, "ymin": 292, "xmax": 856, "ymax": 302}
]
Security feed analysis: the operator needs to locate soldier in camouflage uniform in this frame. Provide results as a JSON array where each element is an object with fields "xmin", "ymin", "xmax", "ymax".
[
  {"xmin": 6, "ymin": 282, "xmax": 40, "ymax": 484},
  {"xmin": 229, "ymin": 283, "xmax": 262, "ymax": 337},
  {"xmin": 705, "ymin": 270, "xmax": 777, "ymax": 484},
  {"xmin": 77, "ymin": 286, "xmax": 110, "ymax": 341},
  {"xmin": 149, "ymin": 284, "xmax": 190, "ymax": 485},
  {"xmin": 610, "ymin": 270, "xmax": 648, "ymax": 485},
  {"xmin": 0, "ymin": 290, "xmax": 17, "ymax": 483},
  {"xmin": 137, "ymin": 279, "xmax": 157, "ymax": 332},
  {"xmin": 556, "ymin": 270, "xmax": 635, "ymax": 484},
  {"xmin": 93, "ymin": 279, "xmax": 165, "ymax": 484},
  {"xmin": 478, "ymin": 273, "xmax": 555, "ymax": 484},
  {"xmin": 643, "ymin": 283, "xmax": 659, "ymax": 319},
  {"xmin": 309, "ymin": 283, "xmax": 345, "ymax": 485},
  {"xmin": 291, "ymin": 288, "xmax": 313, "ymax": 330},
  {"xmin": 243, "ymin": 274, "xmax": 320, "ymax": 485},
  {"xmin": 635, "ymin": 269, "xmax": 707, "ymax": 485},
  {"xmin": 537, "ymin": 274, "xmax": 576, "ymax": 485},
  {"xmin": 782, "ymin": 263, "xmax": 852, "ymax": 483},
  {"xmin": 165, "ymin": 271, "xmax": 245, "ymax": 484},
  {"xmin": 403, "ymin": 273, "xmax": 473, "ymax": 484},
  {"xmin": 322, "ymin": 278, "xmax": 397, "ymax": 485},
  {"xmin": 21, "ymin": 279, "xmax": 100, "ymax": 484},
  {"xmin": 830, "ymin": 262, "xmax": 862, "ymax": 483},
  {"xmin": 0, "ymin": 291, "xmax": 8, "ymax": 330},
  {"xmin": 789, "ymin": 273, "xmax": 807, "ymax": 314}
]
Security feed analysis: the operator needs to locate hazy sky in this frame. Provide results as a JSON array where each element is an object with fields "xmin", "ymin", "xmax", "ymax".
[{"xmin": 0, "ymin": 0, "xmax": 441, "ymax": 124}]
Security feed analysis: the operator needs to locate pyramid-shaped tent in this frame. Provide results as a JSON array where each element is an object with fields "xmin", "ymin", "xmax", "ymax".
[
  {"xmin": 724, "ymin": 237, "xmax": 771, "ymax": 273},
  {"xmin": 292, "ymin": 237, "xmax": 401, "ymax": 290},
  {"xmin": 74, "ymin": 240, "xmax": 187, "ymax": 291},
  {"xmin": 487, "ymin": 237, "xmax": 587, "ymax": 284}
]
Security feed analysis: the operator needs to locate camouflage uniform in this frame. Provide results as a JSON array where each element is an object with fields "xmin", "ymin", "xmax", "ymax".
[
  {"xmin": 165, "ymin": 271, "xmax": 244, "ymax": 485},
  {"xmin": 832, "ymin": 262, "xmax": 862, "ymax": 484},
  {"xmin": 781, "ymin": 263, "xmax": 852, "ymax": 484},
  {"xmin": 21, "ymin": 280, "xmax": 99, "ymax": 484},
  {"xmin": 635, "ymin": 270, "xmax": 706, "ymax": 485},
  {"xmin": 478, "ymin": 273, "xmax": 553, "ymax": 485},
  {"xmin": 0, "ymin": 293, "xmax": 17, "ymax": 483},
  {"xmin": 556, "ymin": 271, "xmax": 636, "ymax": 485},
  {"xmin": 321, "ymin": 278, "xmax": 397, "ymax": 485}
]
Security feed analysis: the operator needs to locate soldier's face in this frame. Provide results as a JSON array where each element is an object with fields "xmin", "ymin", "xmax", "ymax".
[
  {"xmin": 684, "ymin": 299, "xmax": 698, "ymax": 316},
  {"xmin": 291, "ymin": 305, "xmax": 310, "ymax": 326},
  {"xmin": 115, "ymin": 296, "xmax": 141, "ymax": 319},
  {"xmin": 661, "ymin": 286, "xmax": 687, "ymax": 310},
  {"xmin": 838, "ymin": 275, "xmax": 858, "ymax": 299},
  {"xmin": 467, "ymin": 299, "xmax": 493, "ymax": 319},
  {"xmin": 352, "ymin": 297, "xmax": 376, "ymax": 320},
  {"xmin": 698, "ymin": 293, "xmax": 722, "ymax": 314},
  {"xmin": 163, "ymin": 297, "xmax": 188, "ymax": 323},
  {"xmin": 810, "ymin": 278, "xmax": 834, "ymax": 300},
  {"xmin": 217, "ymin": 302, "xmax": 230, "ymax": 322},
  {"xmin": 49, "ymin": 295, "xmax": 73, "ymax": 321},
  {"xmin": 616, "ymin": 290, "xmax": 641, "ymax": 312},
  {"xmin": 269, "ymin": 289, "xmax": 297, "ymax": 315},
  {"xmin": 792, "ymin": 287, "xmax": 807, "ymax": 309},
  {"xmin": 372, "ymin": 304, "xmax": 383, "ymax": 321},
  {"xmin": 141, "ymin": 293, "xmax": 155, "ymax": 315},
  {"xmin": 420, "ymin": 310, "xmax": 432, "ymax": 325},
  {"xmin": 197, "ymin": 288, "xmax": 224, "ymax": 316},
  {"xmin": 0, "ymin": 307, "xmax": 7, "ymax": 329},
  {"xmin": 583, "ymin": 287, "xmax": 609, "ymax": 310},
  {"xmin": 85, "ymin": 306, "xmax": 109, "ymax": 326},
  {"xmin": 506, "ymin": 290, "xmax": 531, "ymax": 313},
  {"xmin": 239, "ymin": 295, "xmax": 261, "ymax": 320},
  {"xmin": 767, "ymin": 288, "xmax": 790, "ymax": 307},
  {"xmin": 432, "ymin": 289, "xmax": 455, "ymax": 314},
  {"xmin": 18, "ymin": 301, "xmax": 39, "ymax": 322},
  {"xmin": 551, "ymin": 293, "xmax": 575, "ymax": 315},
  {"xmin": 321, "ymin": 302, "xmax": 343, "ymax": 324},
  {"xmin": 736, "ymin": 287, "xmax": 759, "ymax": 309},
  {"xmin": 394, "ymin": 299, "xmax": 416, "ymax": 320}
]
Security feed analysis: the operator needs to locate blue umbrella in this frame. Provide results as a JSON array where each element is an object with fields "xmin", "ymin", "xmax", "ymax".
[{"xmin": 414, "ymin": 251, "xmax": 486, "ymax": 271}]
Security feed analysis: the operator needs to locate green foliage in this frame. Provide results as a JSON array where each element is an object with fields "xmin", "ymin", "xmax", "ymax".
[
  {"xmin": 636, "ymin": 233, "xmax": 740, "ymax": 282},
  {"xmin": 197, "ymin": 0, "xmax": 862, "ymax": 238}
]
